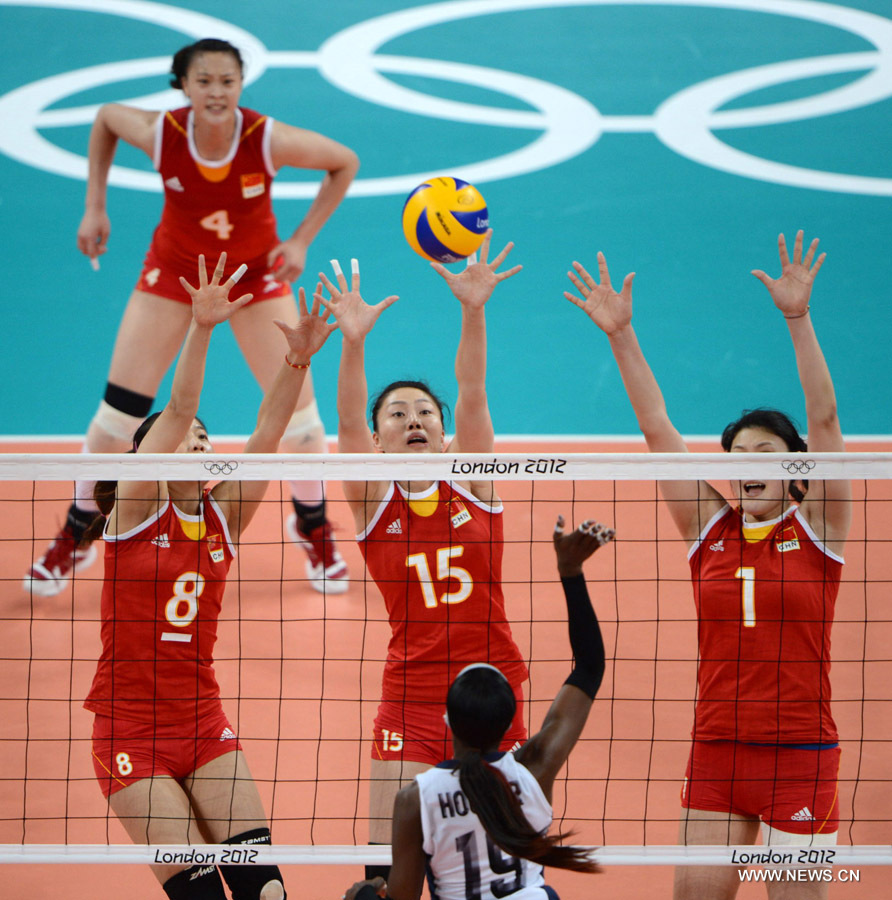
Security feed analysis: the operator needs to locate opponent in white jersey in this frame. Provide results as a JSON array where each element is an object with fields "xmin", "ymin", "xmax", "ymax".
[{"xmin": 346, "ymin": 515, "xmax": 615, "ymax": 900}]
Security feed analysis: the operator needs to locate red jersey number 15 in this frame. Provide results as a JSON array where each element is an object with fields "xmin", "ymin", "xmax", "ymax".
[{"xmin": 406, "ymin": 546, "xmax": 473, "ymax": 608}]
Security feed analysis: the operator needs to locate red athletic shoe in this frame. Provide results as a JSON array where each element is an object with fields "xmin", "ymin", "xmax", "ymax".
[
  {"xmin": 286, "ymin": 515, "xmax": 349, "ymax": 594},
  {"xmin": 24, "ymin": 524, "xmax": 98, "ymax": 597}
]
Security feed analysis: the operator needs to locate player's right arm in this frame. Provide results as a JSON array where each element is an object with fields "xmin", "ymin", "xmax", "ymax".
[
  {"xmin": 564, "ymin": 252, "xmax": 725, "ymax": 543},
  {"xmin": 319, "ymin": 261, "xmax": 398, "ymax": 526},
  {"xmin": 77, "ymin": 104, "xmax": 160, "ymax": 265}
]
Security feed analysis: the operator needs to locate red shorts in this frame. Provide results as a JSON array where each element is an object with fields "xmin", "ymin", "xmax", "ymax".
[
  {"xmin": 681, "ymin": 740, "xmax": 840, "ymax": 835},
  {"xmin": 136, "ymin": 246, "xmax": 291, "ymax": 305},
  {"xmin": 91, "ymin": 711, "xmax": 242, "ymax": 797},
  {"xmin": 373, "ymin": 686, "xmax": 527, "ymax": 766}
]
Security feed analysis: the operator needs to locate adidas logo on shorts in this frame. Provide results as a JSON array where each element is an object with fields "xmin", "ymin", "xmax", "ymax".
[
  {"xmin": 386, "ymin": 518, "xmax": 403, "ymax": 535},
  {"xmin": 791, "ymin": 807, "xmax": 815, "ymax": 821},
  {"xmin": 219, "ymin": 727, "xmax": 237, "ymax": 742}
]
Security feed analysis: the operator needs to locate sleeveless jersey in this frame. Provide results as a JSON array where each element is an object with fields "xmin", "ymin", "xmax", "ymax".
[
  {"xmin": 84, "ymin": 492, "xmax": 236, "ymax": 725},
  {"xmin": 358, "ymin": 482, "xmax": 527, "ymax": 703},
  {"xmin": 140, "ymin": 106, "xmax": 287, "ymax": 297},
  {"xmin": 417, "ymin": 752, "xmax": 552, "ymax": 900},
  {"xmin": 687, "ymin": 505, "xmax": 842, "ymax": 744}
]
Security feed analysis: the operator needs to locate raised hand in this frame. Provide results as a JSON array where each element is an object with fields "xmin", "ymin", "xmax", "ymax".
[
  {"xmin": 316, "ymin": 258, "xmax": 398, "ymax": 343},
  {"xmin": 273, "ymin": 285, "xmax": 338, "ymax": 363},
  {"xmin": 564, "ymin": 252, "xmax": 635, "ymax": 336},
  {"xmin": 178, "ymin": 252, "xmax": 254, "ymax": 327},
  {"xmin": 751, "ymin": 230, "xmax": 825, "ymax": 318},
  {"xmin": 553, "ymin": 514, "xmax": 615, "ymax": 578},
  {"xmin": 430, "ymin": 229, "xmax": 522, "ymax": 309}
]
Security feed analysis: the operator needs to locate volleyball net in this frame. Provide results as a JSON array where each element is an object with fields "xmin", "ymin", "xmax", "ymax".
[{"xmin": 1, "ymin": 450, "xmax": 891, "ymax": 870}]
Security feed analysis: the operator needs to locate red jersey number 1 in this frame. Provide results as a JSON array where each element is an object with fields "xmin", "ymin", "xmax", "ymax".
[{"xmin": 735, "ymin": 566, "xmax": 756, "ymax": 628}]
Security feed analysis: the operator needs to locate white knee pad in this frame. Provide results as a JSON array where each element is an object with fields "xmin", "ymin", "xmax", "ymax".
[
  {"xmin": 90, "ymin": 400, "xmax": 146, "ymax": 444},
  {"xmin": 282, "ymin": 399, "xmax": 324, "ymax": 445}
]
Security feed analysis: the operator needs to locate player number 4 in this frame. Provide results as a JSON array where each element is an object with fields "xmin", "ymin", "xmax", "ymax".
[
  {"xmin": 406, "ymin": 547, "xmax": 473, "ymax": 608},
  {"xmin": 735, "ymin": 566, "xmax": 756, "ymax": 628},
  {"xmin": 200, "ymin": 209, "xmax": 234, "ymax": 240}
]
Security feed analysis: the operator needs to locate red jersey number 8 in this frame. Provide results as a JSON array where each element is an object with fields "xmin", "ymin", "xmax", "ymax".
[{"xmin": 161, "ymin": 571, "xmax": 204, "ymax": 643}]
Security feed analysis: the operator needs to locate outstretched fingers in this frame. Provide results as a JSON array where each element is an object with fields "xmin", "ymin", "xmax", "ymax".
[
  {"xmin": 329, "ymin": 258, "xmax": 348, "ymax": 292},
  {"xmin": 317, "ymin": 270, "xmax": 340, "ymax": 298},
  {"xmin": 477, "ymin": 228, "xmax": 493, "ymax": 265},
  {"xmin": 211, "ymin": 251, "xmax": 227, "ymax": 286},
  {"xmin": 488, "ymin": 238, "xmax": 514, "ymax": 271},
  {"xmin": 778, "ymin": 232, "xmax": 790, "ymax": 267}
]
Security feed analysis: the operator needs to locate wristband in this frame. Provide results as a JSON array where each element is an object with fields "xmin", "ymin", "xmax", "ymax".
[
  {"xmin": 784, "ymin": 306, "xmax": 809, "ymax": 319},
  {"xmin": 285, "ymin": 355, "xmax": 310, "ymax": 369}
]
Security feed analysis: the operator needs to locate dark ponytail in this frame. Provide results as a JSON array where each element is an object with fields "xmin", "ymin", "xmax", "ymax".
[
  {"xmin": 86, "ymin": 410, "xmax": 202, "ymax": 539},
  {"xmin": 455, "ymin": 752, "xmax": 599, "ymax": 873},
  {"xmin": 447, "ymin": 666, "xmax": 600, "ymax": 874}
]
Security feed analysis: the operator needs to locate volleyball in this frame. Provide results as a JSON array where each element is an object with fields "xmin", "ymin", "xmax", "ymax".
[{"xmin": 401, "ymin": 176, "xmax": 489, "ymax": 263}]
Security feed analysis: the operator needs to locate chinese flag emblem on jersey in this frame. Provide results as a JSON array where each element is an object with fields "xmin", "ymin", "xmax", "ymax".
[
  {"xmin": 241, "ymin": 173, "xmax": 265, "ymax": 199},
  {"xmin": 207, "ymin": 534, "xmax": 225, "ymax": 563}
]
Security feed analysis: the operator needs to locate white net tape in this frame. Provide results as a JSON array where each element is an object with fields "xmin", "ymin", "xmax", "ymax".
[{"xmin": 1, "ymin": 450, "xmax": 890, "ymax": 482}]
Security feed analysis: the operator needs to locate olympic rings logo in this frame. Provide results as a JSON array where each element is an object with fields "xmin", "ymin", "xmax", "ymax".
[
  {"xmin": 204, "ymin": 461, "xmax": 239, "ymax": 476},
  {"xmin": 1, "ymin": 0, "xmax": 891, "ymax": 197},
  {"xmin": 782, "ymin": 459, "xmax": 816, "ymax": 474}
]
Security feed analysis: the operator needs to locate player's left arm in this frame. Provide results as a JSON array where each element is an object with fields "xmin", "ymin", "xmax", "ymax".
[
  {"xmin": 752, "ymin": 231, "xmax": 851, "ymax": 549},
  {"xmin": 212, "ymin": 286, "xmax": 337, "ymax": 537},
  {"xmin": 266, "ymin": 121, "xmax": 360, "ymax": 282}
]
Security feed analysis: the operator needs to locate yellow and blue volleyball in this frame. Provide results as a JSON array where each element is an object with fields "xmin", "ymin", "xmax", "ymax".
[{"xmin": 401, "ymin": 176, "xmax": 489, "ymax": 263}]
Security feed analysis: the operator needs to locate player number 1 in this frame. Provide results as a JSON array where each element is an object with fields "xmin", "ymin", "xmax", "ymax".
[{"xmin": 735, "ymin": 566, "xmax": 756, "ymax": 628}]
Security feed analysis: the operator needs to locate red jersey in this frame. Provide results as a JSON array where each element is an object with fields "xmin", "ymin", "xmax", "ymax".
[
  {"xmin": 688, "ymin": 505, "xmax": 842, "ymax": 744},
  {"xmin": 84, "ymin": 492, "xmax": 235, "ymax": 725},
  {"xmin": 359, "ymin": 482, "xmax": 527, "ymax": 703},
  {"xmin": 137, "ymin": 106, "xmax": 288, "ymax": 301}
]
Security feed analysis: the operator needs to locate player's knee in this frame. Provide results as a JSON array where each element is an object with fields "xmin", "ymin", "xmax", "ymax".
[
  {"xmin": 259, "ymin": 879, "xmax": 285, "ymax": 900},
  {"xmin": 90, "ymin": 384, "xmax": 155, "ymax": 445},
  {"xmin": 163, "ymin": 864, "xmax": 226, "ymax": 899},
  {"xmin": 220, "ymin": 828, "xmax": 287, "ymax": 900},
  {"xmin": 282, "ymin": 400, "xmax": 324, "ymax": 448}
]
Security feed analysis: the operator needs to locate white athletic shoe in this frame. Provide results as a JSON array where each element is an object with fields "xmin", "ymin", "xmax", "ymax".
[
  {"xmin": 24, "ymin": 524, "xmax": 98, "ymax": 597},
  {"xmin": 286, "ymin": 515, "xmax": 349, "ymax": 594}
]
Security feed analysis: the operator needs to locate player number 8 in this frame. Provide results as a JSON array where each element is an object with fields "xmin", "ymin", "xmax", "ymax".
[{"xmin": 115, "ymin": 752, "xmax": 133, "ymax": 777}]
